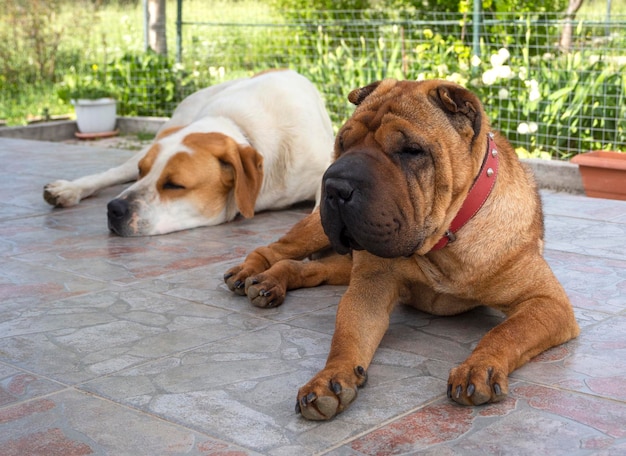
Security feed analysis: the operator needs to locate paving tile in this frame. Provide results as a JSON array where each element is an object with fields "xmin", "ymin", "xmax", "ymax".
[
  {"xmin": 0, "ymin": 389, "xmax": 259, "ymax": 456},
  {"xmin": 541, "ymin": 189, "xmax": 626, "ymax": 223},
  {"xmin": 12, "ymin": 223, "xmax": 250, "ymax": 285},
  {"xmin": 0, "ymin": 288, "xmax": 271, "ymax": 384},
  {"xmin": 0, "ymin": 364, "xmax": 64, "ymax": 407},
  {"xmin": 0, "ymin": 258, "xmax": 107, "ymax": 308},
  {"xmin": 343, "ymin": 383, "xmax": 626, "ymax": 455},
  {"xmin": 545, "ymin": 250, "xmax": 626, "ymax": 315},
  {"xmin": 544, "ymin": 216, "xmax": 626, "ymax": 261}
]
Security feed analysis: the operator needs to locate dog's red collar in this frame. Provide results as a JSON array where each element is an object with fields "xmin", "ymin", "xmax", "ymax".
[{"xmin": 430, "ymin": 133, "xmax": 499, "ymax": 252}]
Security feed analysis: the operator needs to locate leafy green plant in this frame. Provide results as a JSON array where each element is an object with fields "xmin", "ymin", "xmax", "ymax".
[
  {"xmin": 468, "ymin": 33, "xmax": 626, "ymax": 159},
  {"xmin": 57, "ymin": 65, "xmax": 116, "ymax": 102},
  {"xmin": 106, "ymin": 51, "xmax": 198, "ymax": 117}
]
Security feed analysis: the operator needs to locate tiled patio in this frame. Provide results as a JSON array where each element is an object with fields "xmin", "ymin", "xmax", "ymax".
[{"xmin": 0, "ymin": 136, "xmax": 625, "ymax": 455}]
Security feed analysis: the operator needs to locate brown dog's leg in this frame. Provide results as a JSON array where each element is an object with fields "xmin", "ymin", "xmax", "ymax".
[
  {"xmin": 296, "ymin": 260, "xmax": 399, "ymax": 420},
  {"xmin": 224, "ymin": 209, "xmax": 346, "ymax": 306},
  {"xmin": 447, "ymin": 263, "xmax": 580, "ymax": 406},
  {"xmin": 244, "ymin": 253, "xmax": 352, "ymax": 308}
]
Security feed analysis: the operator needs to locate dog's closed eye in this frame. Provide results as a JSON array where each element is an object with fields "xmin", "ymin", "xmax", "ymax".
[
  {"xmin": 399, "ymin": 146, "xmax": 426, "ymax": 157},
  {"xmin": 163, "ymin": 181, "xmax": 186, "ymax": 190}
]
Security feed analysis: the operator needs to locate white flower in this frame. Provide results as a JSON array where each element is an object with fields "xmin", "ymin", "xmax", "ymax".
[
  {"xmin": 518, "ymin": 67, "xmax": 528, "ymax": 80},
  {"xmin": 517, "ymin": 122, "xmax": 538, "ymax": 134},
  {"xmin": 447, "ymin": 73, "xmax": 468, "ymax": 85},
  {"xmin": 498, "ymin": 88, "xmax": 509, "ymax": 99},
  {"xmin": 525, "ymin": 79, "xmax": 539, "ymax": 90},
  {"xmin": 525, "ymin": 79, "xmax": 541, "ymax": 102},
  {"xmin": 496, "ymin": 65, "xmax": 513, "ymax": 79},
  {"xmin": 517, "ymin": 122, "xmax": 530, "ymax": 134},
  {"xmin": 437, "ymin": 64, "xmax": 449, "ymax": 75},
  {"xmin": 490, "ymin": 53, "xmax": 504, "ymax": 67},
  {"xmin": 529, "ymin": 88, "xmax": 541, "ymax": 102},
  {"xmin": 482, "ymin": 69, "xmax": 498, "ymax": 85},
  {"xmin": 490, "ymin": 48, "xmax": 510, "ymax": 68},
  {"xmin": 471, "ymin": 54, "xmax": 482, "ymax": 67}
]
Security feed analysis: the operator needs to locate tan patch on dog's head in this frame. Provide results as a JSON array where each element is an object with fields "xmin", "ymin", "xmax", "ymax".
[
  {"xmin": 137, "ymin": 144, "xmax": 160, "ymax": 179},
  {"xmin": 156, "ymin": 132, "xmax": 264, "ymax": 219},
  {"xmin": 136, "ymin": 126, "xmax": 185, "ymax": 180}
]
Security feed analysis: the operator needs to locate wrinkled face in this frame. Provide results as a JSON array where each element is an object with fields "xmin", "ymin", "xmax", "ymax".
[
  {"xmin": 107, "ymin": 130, "xmax": 263, "ymax": 236},
  {"xmin": 320, "ymin": 79, "xmax": 487, "ymax": 258}
]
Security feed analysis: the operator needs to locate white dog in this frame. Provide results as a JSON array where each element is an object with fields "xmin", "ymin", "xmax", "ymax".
[{"xmin": 43, "ymin": 70, "xmax": 334, "ymax": 236}]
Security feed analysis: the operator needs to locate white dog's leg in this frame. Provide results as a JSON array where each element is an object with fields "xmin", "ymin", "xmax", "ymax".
[{"xmin": 43, "ymin": 148, "xmax": 147, "ymax": 207}]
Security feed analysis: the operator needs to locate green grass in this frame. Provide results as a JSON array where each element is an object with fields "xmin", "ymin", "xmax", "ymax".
[{"xmin": 1, "ymin": 82, "xmax": 71, "ymax": 125}]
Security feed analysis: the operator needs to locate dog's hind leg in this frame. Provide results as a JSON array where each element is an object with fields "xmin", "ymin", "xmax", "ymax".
[{"xmin": 43, "ymin": 148, "xmax": 147, "ymax": 207}]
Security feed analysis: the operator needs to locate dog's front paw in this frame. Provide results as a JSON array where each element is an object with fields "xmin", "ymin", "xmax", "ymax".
[
  {"xmin": 244, "ymin": 274, "xmax": 287, "ymax": 308},
  {"xmin": 447, "ymin": 360, "xmax": 508, "ymax": 406},
  {"xmin": 296, "ymin": 365, "xmax": 368, "ymax": 420},
  {"xmin": 43, "ymin": 180, "xmax": 82, "ymax": 207},
  {"xmin": 224, "ymin": 266, "xmax": 287, "ymax": 308}
]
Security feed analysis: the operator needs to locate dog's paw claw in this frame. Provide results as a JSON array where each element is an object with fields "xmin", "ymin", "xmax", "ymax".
[
  {"xmin": 296, "ymin": 366, "xmax": 366, "ymax": 420},
  {"xmin": 232, "ymin": 280, "xmax": 246, "ymax": 296},
  {"xmin": 447, "ymin": 363, "xmax": 508, "ymax": 405}
]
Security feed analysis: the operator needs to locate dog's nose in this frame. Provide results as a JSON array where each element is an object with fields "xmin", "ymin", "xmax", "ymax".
[
  {"xmin": 324, "ymin": 178, "xmax": 354, "ymax": 205},
  {"xmin": 107, "ymin": 198, "xmax": 129, "ymax": 220}
]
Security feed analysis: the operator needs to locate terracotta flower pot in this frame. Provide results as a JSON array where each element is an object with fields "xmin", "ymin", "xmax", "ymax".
[{"xmin": 571, "ymin": 150, "xmax": 626, "ymax": 201}]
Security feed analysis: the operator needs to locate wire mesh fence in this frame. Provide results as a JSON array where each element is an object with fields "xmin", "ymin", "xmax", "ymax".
[
  {"xmin": 171, "ymin": 8, "xmax": 626, "ymax": 160},
  {"xmin": 4, "ymin": 3, "xmax": 624, "ymax": 160}
]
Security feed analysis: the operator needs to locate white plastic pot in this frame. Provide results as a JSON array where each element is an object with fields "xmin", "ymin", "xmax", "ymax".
[{"xmin": 72, "ymin": 98, "xmax": 117, "ymax": 133}]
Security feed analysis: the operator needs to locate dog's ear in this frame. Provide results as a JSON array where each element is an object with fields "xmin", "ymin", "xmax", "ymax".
[
  {"xmin": 429, "ymin": 83, "xmax": 483, "ymax": 142},
  {"xmin": 348, "ymin": 81, "xmax": 382, "ymax": 105},
  {"xmin": 229, "ymin": 145, "xmax": 264, "ymax": 218}
]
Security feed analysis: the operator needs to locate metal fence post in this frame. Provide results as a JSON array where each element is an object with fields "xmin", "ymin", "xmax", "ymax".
[
  {"xmin": 472, "ymin": 0, "xmax": 482, "ymax": 75},
  {"xmin": 143, "ymin": 0, "xmax": 149, "ymax": 52},
  {"xmin": 176, "ymin": 0, "xmax": 183, "ymax": 63}
]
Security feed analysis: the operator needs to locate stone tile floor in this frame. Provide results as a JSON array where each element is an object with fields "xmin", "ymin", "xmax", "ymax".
[{"xmin": 0, "ymin": 137, "xmax": 625, "ymax": 455}]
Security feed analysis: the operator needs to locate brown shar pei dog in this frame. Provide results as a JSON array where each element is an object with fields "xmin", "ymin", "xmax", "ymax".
[{"xmin": 224, "ymin": 79, "xmax": 580, "ymax": 420}]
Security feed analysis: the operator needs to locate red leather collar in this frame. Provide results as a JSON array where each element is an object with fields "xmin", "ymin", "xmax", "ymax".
[{"xmin": 430, "ymin": 133, "xmax": 499, "ymax": 252}]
